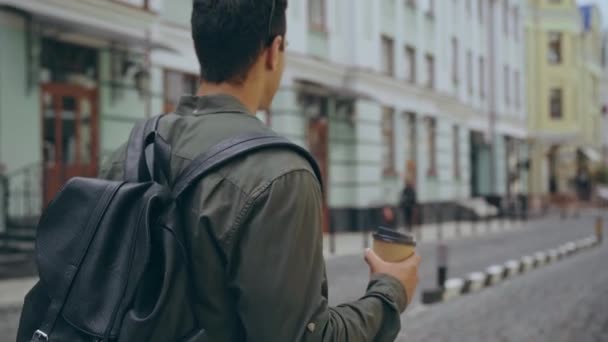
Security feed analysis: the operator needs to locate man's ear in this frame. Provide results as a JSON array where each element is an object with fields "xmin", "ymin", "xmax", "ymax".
[{"xmin": 265, "ymin": 36, "xmax": 284, "ymax": 71}]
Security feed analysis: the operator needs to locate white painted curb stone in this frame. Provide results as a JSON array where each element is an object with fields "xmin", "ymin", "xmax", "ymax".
[
  {"xmin": 534, "ymin": 252, "xmax": 548, "ymax": 266},
  {"xmin": 521, "ymin": 255, "xmax": 535, "ymax": 272},
  {"xmin": 486, "ymin": 265, "xmax": 505, "ymax": 285},
  {"xmin": 547, "ymin": 249, "xmax": 559, "ymax": 263},
  {"xmin": 565, "ymin": 242, "xmax": 577, "ymax": 254},
  {"xmin": 467, "ymin": 272, "xmax": 487, "ymax": 292},
  {"xmin": 443, "ymin": 278, "xmax": 465, "ymax": 300},
  {"xmin": 504, "ymin": 260, "xmax": 521, "ymax": 278}
]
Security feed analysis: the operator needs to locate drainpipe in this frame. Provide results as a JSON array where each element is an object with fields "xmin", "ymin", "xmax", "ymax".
[
  {"xmin": 144, "ymin": 29, "xmax": 152, "ymax": 118},
  {"xmin": 488, "ymin": 0, "xmax": 497, "ymax": 196},
  {"xmin": 0, "ymin": 10, "xmax": 3, "ymax": 168}
]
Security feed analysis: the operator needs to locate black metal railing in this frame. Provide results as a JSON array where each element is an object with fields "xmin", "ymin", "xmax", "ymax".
[
  {"xmin": 0, "ymin": 163, "xmax": 42, "ymax": 251},
  {"xmin": 5, "ymin": 163, "xmax": 43, "ymax": 225}
]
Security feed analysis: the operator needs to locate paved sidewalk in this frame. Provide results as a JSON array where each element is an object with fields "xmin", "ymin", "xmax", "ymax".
[
  {"xmin": 323, "ymin": 218, "xmax": 526, "ymax": 258},
  {"xmin": 0, "ymin": 277, "xmax": 36, "ymax": 309},
  {"xmin": 0, "ymin": 220, "xmax": 520, "ymax": 312}
]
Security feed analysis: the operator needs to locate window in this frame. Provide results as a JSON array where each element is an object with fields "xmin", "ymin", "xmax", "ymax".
[
  {"xmin": 426, "ymin": 53, "xmax": 435, "ymax": 89},
  {"xmin": 480, "ymin": 56, "xmax": 485, "ymax": 98},
  {"xmin": 406, "ymin": 0, "xmax": 416, "ymax": 9},
  {"xmin": 427, "ymin": 117, "xmax": 437, "ymax": 176},
  {"xmin": 381, "ymin": 36, "xmax": 395, "ymax": 76},
  {"xmin": 308, "ymin": 0, "xmax": 326, "ymax": 31},
  {"xmin": 549, "ymin": 88, "xmax": 563, "ymax": 119},
  {"xmin": 467, "ymin": 50, "xmax": 473, "ymax": 95},
  {"xmin": 515, "ymin": 71, "xmax": 521, "ymax": 108},
  {"xmin": 513, "ymin": 7, "xmax": 519, "ymax": 41},
  {"xmin": 382, "ymin": 107, "xmax": 396, "ymax": 176},
  {"xmin": 478, "ymin": 0, "xmax": 483, "ymax": 23},
  {"xmin": 164, "ymin": 70, "xmax": 199, "ymax": 113},
  {"xmin": 503, "ymin": 0, "xmax": 509, "ymax": 36},
  {"xmin": 405, "ymin": 45, "xmax": 417, "ymax": 83},
  {"xmin": 504, "ymin": 65, "xmax": 510, "ymax": 104},
  {"xmin": 453, "ymin": 125, "xmax": 461, "ymax": 179},
  {"xmin": 548, "ymin": 32, "xmax": 562, "ymax": 64},
  {"xmin": 427, "ymin": 0, "xmax": 435, "ymax": 17},
  {"xmin": 452, "ymin": 38, "xmax": 459, "ymax": 86}
]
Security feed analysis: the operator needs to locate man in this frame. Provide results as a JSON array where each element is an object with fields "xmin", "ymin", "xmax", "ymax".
[
  {"xmin": 400, "ymin": 178, "xmax": 418, "ymax": 232},
  {"xmin": 101, "ymin": 1, "xmax": 420, "ymax": 340}
]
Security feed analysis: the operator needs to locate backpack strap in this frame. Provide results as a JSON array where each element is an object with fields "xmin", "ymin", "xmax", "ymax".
[
  {"xmin": 172, "ymin": 132, "xmax": 323, "ymax": 199},
  {"xmin": 124, "ymin": 115, "xmax": 171, "ymax": 183}
]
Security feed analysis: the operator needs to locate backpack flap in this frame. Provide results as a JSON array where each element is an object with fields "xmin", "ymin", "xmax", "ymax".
[
  {"xmin": 36, "ymin": 178, "xmax": 122, "ymax": 301},
  {"xmin": 35, "ymin": 177, "xmax": 170, "ymax": 339}
]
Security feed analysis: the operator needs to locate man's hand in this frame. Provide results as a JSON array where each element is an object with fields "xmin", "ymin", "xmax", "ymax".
[{"xmin": 364, "ymin": 249, "xmax": 421, "ymax": 308}]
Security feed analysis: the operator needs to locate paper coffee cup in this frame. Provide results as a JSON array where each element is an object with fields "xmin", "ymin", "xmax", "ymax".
[{"xmin": 372, "ymin": 227, "xmax": 416, "ymax": 263}]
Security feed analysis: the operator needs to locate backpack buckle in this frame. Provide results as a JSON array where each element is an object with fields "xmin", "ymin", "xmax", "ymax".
[{"xmin": 31, "ymin": 330, "xmax": 49, "ymax": 342}]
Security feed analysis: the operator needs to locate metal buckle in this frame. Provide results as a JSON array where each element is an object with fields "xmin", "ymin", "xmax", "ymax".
[{"xmin": 32, "ymin": 330, "xmax": 49, "ymax": 342}]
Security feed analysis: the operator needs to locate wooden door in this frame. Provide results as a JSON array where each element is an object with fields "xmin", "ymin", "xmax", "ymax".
[
  {"xmin": 308, "ymin": 117, "xmax": 330, "ymax": 233},
  {"xmin": 41, "ymin": 84, "xmax": 99, "ymax": 204}
]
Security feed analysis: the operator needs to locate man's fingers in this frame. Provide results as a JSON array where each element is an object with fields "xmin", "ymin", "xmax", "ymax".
[
  {"xmin": 364, "ymin": 248, "xmax": 383, "ymax": 270},
  {"xmin": 407, "ymin": 254, "xmax": 422, "ymax": 267}
]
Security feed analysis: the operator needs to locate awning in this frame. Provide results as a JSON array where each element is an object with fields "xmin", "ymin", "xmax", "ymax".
[
  {"xmin": 295, "ymin": 80, "xmax": 374, "ymax": 101},
  {"xmin": 530, "ymin": 131, "xmax": 579, "ymax": 145},
  {"xmin": 580, "ymin": 147, "xmax": 602, "ymax": 162}
]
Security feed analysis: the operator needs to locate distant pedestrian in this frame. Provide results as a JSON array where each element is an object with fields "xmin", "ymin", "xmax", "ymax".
[
  {"xmin": 400, "ymin": 178, "xmax": 418, "ymax": 232},
  {"xmin": 576, "ymin": 166, "xmax": 592, "ymax": 202},
  {"xmin": 381, "ymin": 205, "xmax": 398, "ymax": 229}
]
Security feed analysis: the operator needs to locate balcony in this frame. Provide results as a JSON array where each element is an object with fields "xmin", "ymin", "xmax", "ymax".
[{"xmin": 0, "ymin": 0, "xmax": 166, "ymax": 50}]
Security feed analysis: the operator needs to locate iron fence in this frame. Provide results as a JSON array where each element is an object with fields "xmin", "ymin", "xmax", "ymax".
[{"xmin": 5, "ymin": 163, "xmax": 43, "ymax": 226}]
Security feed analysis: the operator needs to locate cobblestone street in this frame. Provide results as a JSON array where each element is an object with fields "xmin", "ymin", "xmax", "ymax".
[
  {"xmin": 0, "ymin": 213, "xmax": 607, "ymax": 341},
  {"xmin": 398, "ymin": 239, "xmax": 608, "ymax": 342}
]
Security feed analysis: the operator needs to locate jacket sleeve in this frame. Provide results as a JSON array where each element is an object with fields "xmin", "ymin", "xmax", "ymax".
[{"xmin": 228, "ymin": 169, "xmax": 408, "ymax": 342}]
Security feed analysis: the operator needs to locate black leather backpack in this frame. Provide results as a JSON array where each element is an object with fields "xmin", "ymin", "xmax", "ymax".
[{"xmin": 17, "ymin": 115, "xmax": 321, "ymax": 342}]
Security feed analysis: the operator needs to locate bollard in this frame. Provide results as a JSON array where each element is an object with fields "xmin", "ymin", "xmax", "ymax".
[
  {"xmin": 437, "ymin": 203, "xmax": 443, "ymax": 241},
  {"xmin": 501, "ymin": 197, "xmax": 507, "ymax": 230},
  {"xmin": 360, "ymin": 210, "xmax": 370, "ymax": 249},
  {"xmin": 596, "ymin": 216, "xmax": 603, "ymax": 243},
  {"xmin": 415, "ymin": 206, "xmax": 422, "ymax": 242},
  {"xmin": 330, "ymin": 228, "xmax": 336, "ymax": 255},
  {"xmin": 472, "ymin": 212, "xmax": 478, "ymax": 235},
  {"xmin": 486, "ymin": 210, "xmax": 491, "ymax": 232},
  {"xmin": 437, "ymin": 243, "xmax": 448, "ymax": 289},
  {"xmin": 455, "ymin": 204, "xmax": 461, "ymax": 237},
  {"xmin": 363, "ymin": 212, "xmax": 370, "ymax": 249}
]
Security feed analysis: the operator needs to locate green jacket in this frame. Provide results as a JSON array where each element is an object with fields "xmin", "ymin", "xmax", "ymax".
[{"xmin": 100, "ymin": 94, "xmax": 407, "ymax": 341}]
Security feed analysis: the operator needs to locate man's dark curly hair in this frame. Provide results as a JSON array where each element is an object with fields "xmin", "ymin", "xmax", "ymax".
[{"xmin": 192, "ymin": 0, "xmax": 288, "ymax": 84}]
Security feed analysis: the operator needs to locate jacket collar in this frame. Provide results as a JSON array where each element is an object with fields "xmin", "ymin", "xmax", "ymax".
[{"xmin": 175, "ymin": 94, "xmax": 252, "ymax": 116}]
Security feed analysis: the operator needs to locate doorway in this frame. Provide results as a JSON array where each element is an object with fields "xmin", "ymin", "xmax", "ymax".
[
  {"xmin": 308, "ymin": 117, "xmax": 330, "ymax": 233},
  {"xmin": 41, "ymin": 84, "xmax": 99, "ymax": 204},
  {"xmin": 547, "ymin": 146, "xmax": 559, "ymax": 194}
]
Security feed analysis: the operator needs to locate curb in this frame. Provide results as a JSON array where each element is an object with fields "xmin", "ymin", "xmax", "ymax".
[
  {"xmin": 422, "ymin": 235, "xmax": 601, "ymax": 304},
  {"xmin": 324, "ymin": 218, "xmax": 527, "ymax": 259}
]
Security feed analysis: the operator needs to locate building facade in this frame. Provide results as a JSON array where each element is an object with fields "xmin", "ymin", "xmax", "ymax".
[
  {"xmin": 0, "ymin": 0, "xmax": 529, "ymax": 232},
  {"xmin": 601, "ymin": 31, "xmax": 608, "ymax": 167},
  {"xmin": 525, "ymin": 0, "xmax": 604, "ymax": 199}
]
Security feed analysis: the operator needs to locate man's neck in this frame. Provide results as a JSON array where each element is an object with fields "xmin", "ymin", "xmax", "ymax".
[{"xmin": 197, "ymin": 82, "xmax": 260, "ymax": 114}]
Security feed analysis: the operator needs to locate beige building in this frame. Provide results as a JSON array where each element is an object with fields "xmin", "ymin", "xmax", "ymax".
[{"xmin": 526, "ymin": 0, "xmax": 604, "ymax": 197}]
